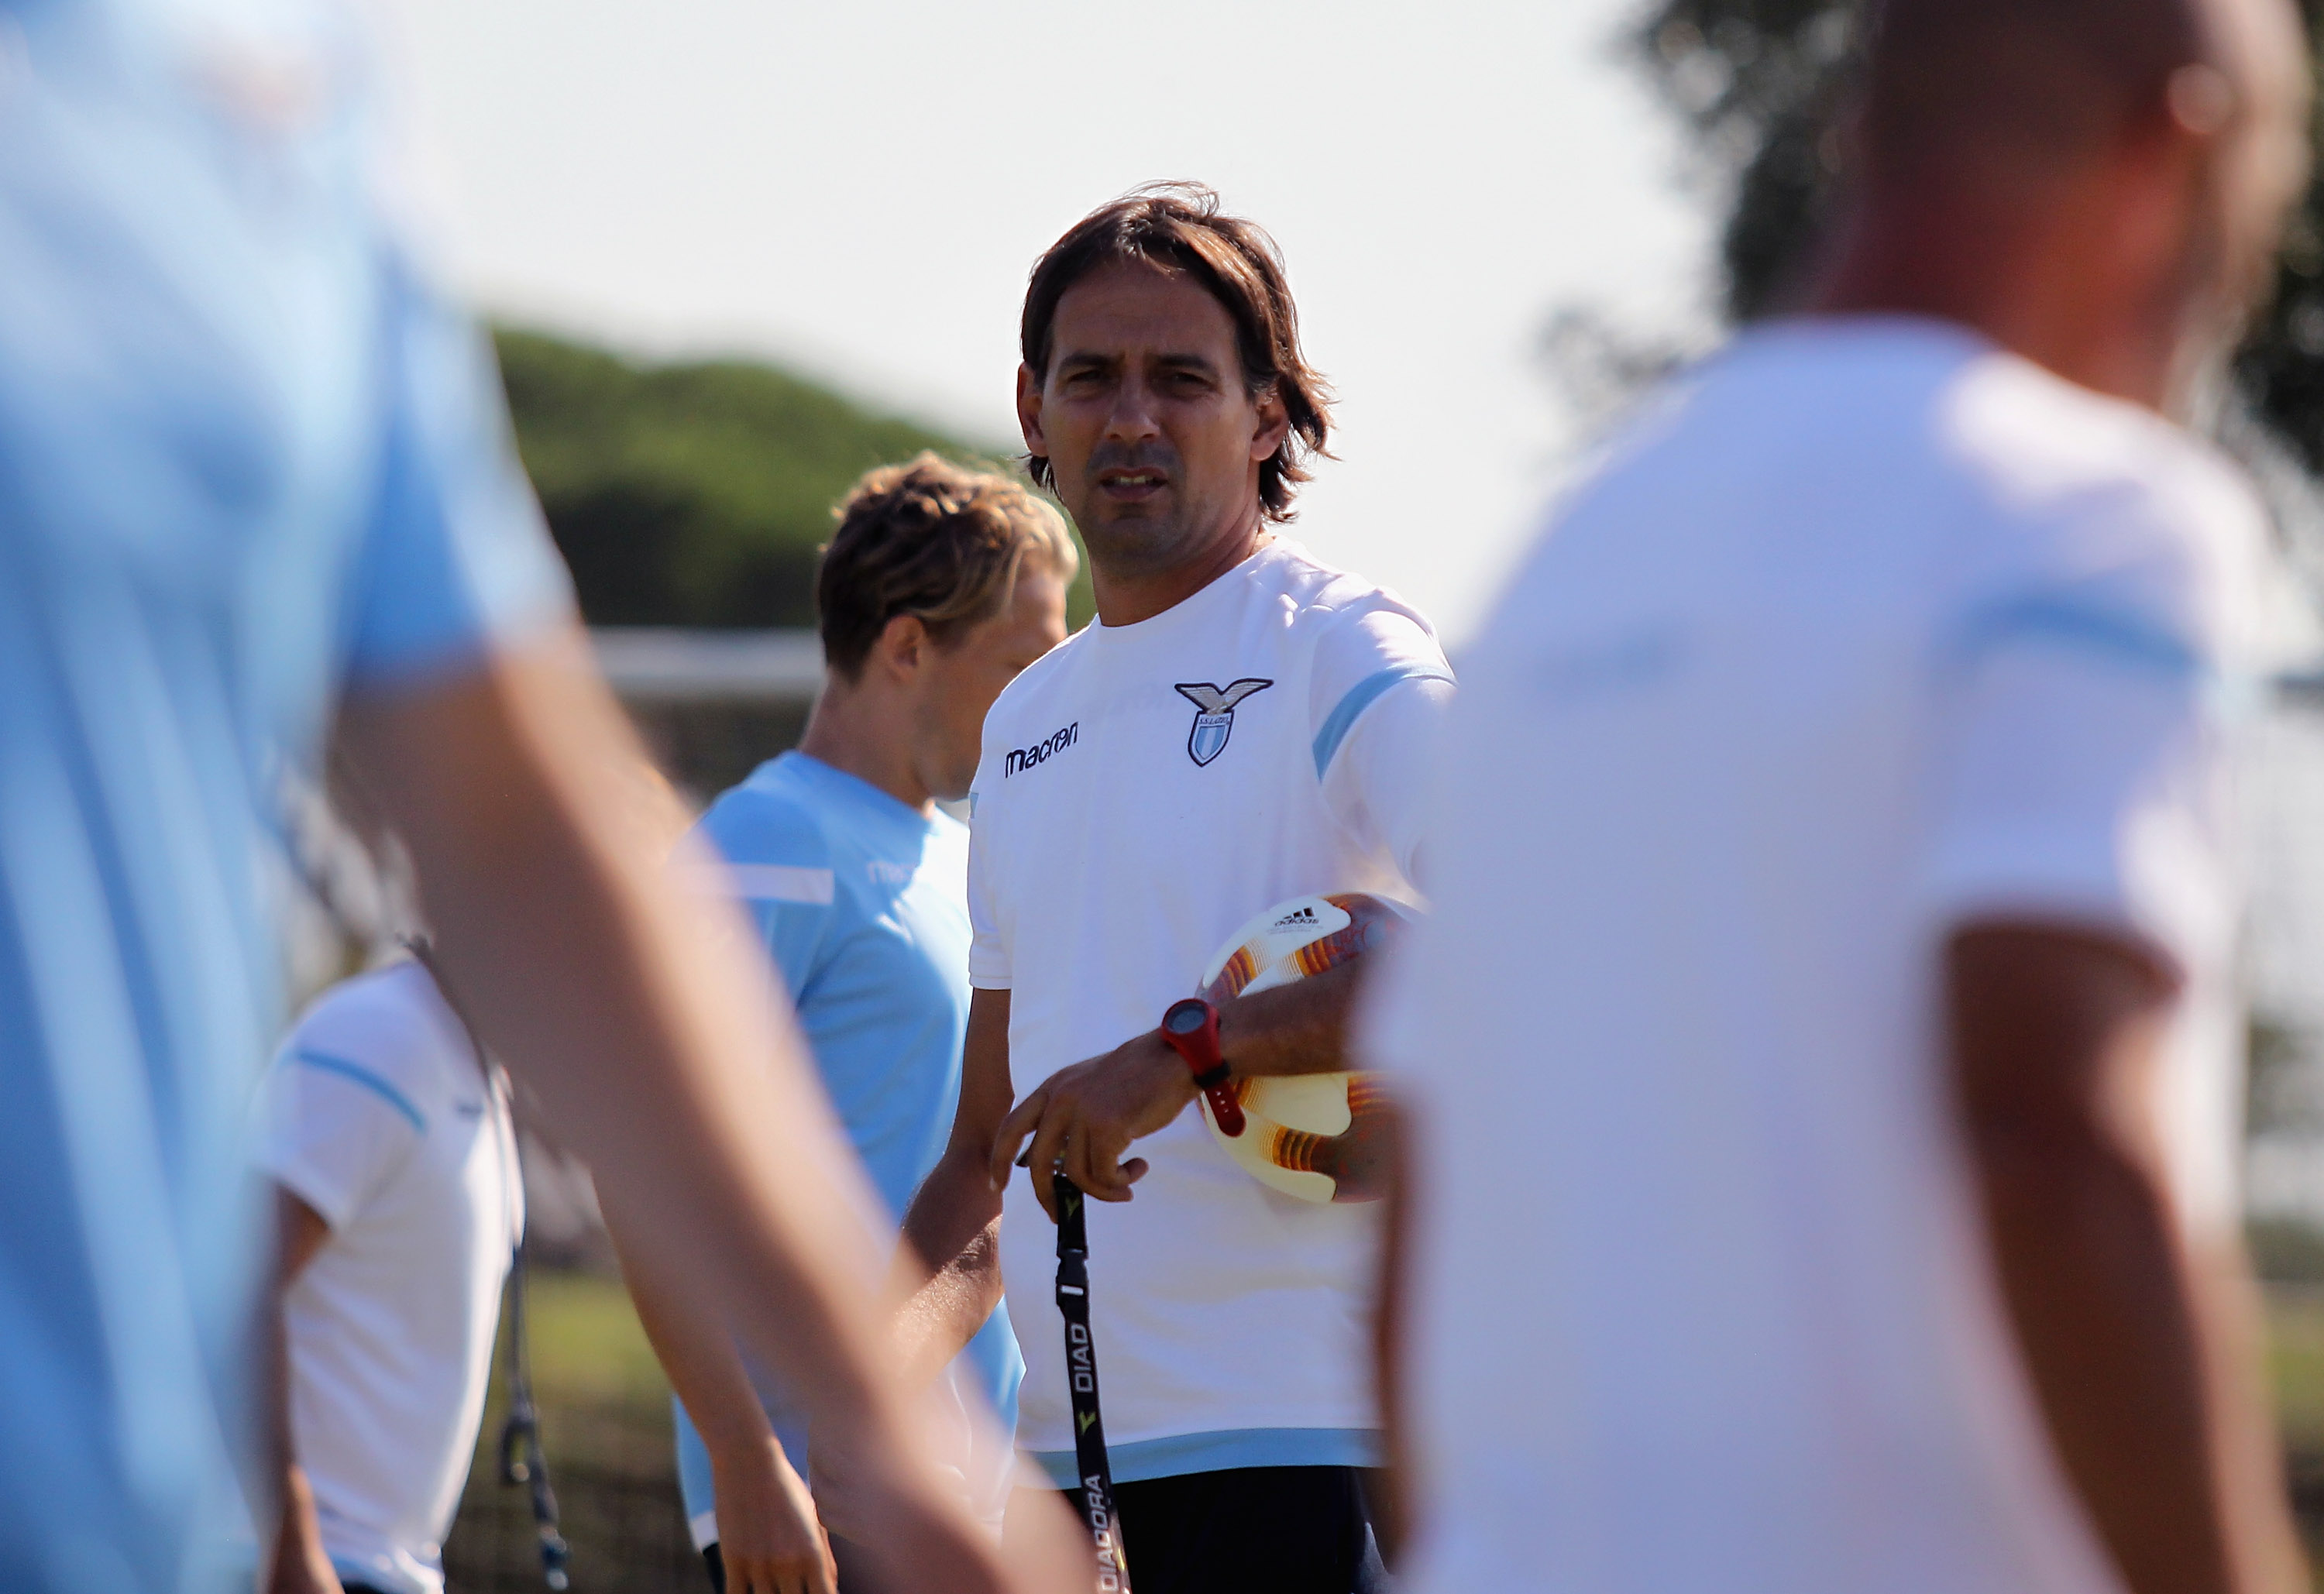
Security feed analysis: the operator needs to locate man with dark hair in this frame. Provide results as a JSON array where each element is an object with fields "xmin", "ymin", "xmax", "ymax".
[
  {"xmin": 623, "ymin": 455, "xmax": 1075, "ymax": 1594},
  {"xmin": 1367, "ymin": 1, "xmax": 2312, "ymax": 1591},
  {"xmin": 882, "ymin": 185, "xmax": 1454, "ymax": 1594},
  {"xmin": 1015, "ymin": 190, "xmax": 1332, "ymax": 523}
]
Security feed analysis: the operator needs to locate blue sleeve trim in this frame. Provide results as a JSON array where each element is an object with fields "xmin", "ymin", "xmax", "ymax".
[
  {"xmin": 1026, "ymin": 1426, "xmax": 1381, "ymax": 1489},
  {"xmin": 1952, "ymin": 595, "xmax": 2200, "ymax": 681},
  {"xmin": 290, "ymin": 1049, "xmax": 426, "ymax": 1133},
  {"xmin": 1312, "ymin": 664, "xmax": 1456, "ymax": 779}
]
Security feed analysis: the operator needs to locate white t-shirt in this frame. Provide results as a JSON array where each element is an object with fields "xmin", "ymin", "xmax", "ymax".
[
  {"xmin": 259, "ymin": 961, "xmax": 523, "ymax": 1594},
  {"xmin": 968, "ymin": 536, "xmax": 1452, "ymax": 1485},
  {"xmin": 1363, "ymin": 318, "xmax": 2287, "ymax": 1594}
]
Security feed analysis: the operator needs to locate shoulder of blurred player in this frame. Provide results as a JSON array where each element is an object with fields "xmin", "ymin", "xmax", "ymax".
[
  {"xmin": 1939, "ymin": 349, "xmax": 2279, "ymax": 658},
  {"xmin": 1947, "ymin": 351, "xmax": 2264, "ymax": 531},
  {"xmin": 694, "ymin": 760, "xmax": 839, "ymax": 871}
]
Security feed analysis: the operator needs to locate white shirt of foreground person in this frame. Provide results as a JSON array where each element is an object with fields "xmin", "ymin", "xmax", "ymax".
[
  {"xmin": 259, "ymin": 961, "xmax": 522, "ymax": 1594},
  {"xmin": 1365, "ymin": 318, "xmax": 2286, "ymax": 1594}
]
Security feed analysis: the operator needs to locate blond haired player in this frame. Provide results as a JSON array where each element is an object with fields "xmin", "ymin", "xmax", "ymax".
[{"xmin": 623, "ymin": 457, "xmax": 1074, "ymax": 1594}]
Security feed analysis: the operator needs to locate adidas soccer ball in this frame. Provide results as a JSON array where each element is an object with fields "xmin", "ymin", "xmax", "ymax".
[{"xmin": 1193, "ymin": 892, "xmax": 1411, "ymax": 1204}]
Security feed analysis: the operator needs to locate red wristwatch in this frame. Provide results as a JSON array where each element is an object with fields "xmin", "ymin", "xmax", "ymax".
[{"xmin": 1161, "ymin": 998, "xmax": 1246, "ymax": 1138}]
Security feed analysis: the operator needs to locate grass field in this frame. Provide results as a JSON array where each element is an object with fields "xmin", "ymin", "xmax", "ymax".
[
  {"xmin": 447, "ymin": 1269, "xmax": 2324, "ymax": 1589},
  {"xmin": 2265, "ymin": 1291, "xmax": 2324, "ymax": 1587},
  {"xmin": 2274, "ymin": 1293, "xmax": 2324, "ymax": 1448},
  {"xmin": 511, "ymin": 1269, "xmax": 671, "ymax": 1415},
  {"xmin": 441, "ymin": 1269, "xmax": 694, "ymax": 1593}
]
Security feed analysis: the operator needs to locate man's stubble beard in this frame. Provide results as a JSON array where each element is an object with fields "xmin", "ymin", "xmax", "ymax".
[
  {"xmin": 1073, "ymin": 499, "xmax": 1219, "ymax": 587},
  {"xmin": 1068, "ymin": 437, "xmax": 1249, "ymax": 587}
]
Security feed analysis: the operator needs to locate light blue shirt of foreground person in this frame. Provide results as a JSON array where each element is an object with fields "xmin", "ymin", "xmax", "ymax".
[
  {"xmin": 0, "ymin": 2, "xmax": 571, "ymax": 1589},
  {"xmin": 676, "ymin": 753, "xmax": 1023, "ymax": 1544}
]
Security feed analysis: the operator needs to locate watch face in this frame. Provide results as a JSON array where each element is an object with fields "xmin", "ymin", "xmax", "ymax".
[{"xmin": 1164, "ymin": 999, "xmax": 1208, "ymax": 1035}]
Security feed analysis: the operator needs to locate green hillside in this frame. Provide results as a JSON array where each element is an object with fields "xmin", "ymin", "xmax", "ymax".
[{"xmin": 493, "ymin": 328, "xmax": 1021, "ymax": 629}]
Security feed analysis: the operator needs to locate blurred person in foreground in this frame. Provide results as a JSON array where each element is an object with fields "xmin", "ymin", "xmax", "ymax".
[
  {"xmin": 257, "ymin": 946, "xmax": 518, "ymax": 1594},
  {"xmin": 0, "ymin": 5, "xmax": 1076, "ymax": 1592},
  {"xmin": 622, "ymin": 456, "xmax": 1074, "ymax": 1594},
  {"xmin": 1365, "ymin": 0, "xmax": 2315, "ymax": 1591}
]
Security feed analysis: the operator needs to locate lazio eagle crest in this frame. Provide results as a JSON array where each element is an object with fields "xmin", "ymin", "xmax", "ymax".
[{"xmin": 1174, "ymin": 679, "xmax": 1274, "ymax": 767}]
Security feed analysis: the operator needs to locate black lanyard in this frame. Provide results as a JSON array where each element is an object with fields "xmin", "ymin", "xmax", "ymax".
[
  {"xmin": 493, "ymin": 1232, "xmax": 570, "ymax": 1592},
  {"xmin": 404, "ymin": 938, "xmax": 570, "ymax": 1590},
  {"xmin": 1054, "ymin": 1174, "xmax": 1132, "ymax": 1592}
]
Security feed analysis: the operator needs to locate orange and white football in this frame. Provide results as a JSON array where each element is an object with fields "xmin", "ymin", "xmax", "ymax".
[{"xmin": 1195, "ymin": 892, "xmax": 1411, "ymax": 1203}]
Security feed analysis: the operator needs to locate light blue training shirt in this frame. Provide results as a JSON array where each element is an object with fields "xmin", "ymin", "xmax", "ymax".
[
  {"xmin": 675, "ymin": 753, "xmax": 1023, "ymax": 1540},
  {"xmin": 0, "ymin": 3, "xmax": 572, "ymax": 1589}
]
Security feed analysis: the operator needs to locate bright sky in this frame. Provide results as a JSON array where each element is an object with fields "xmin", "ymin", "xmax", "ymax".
[{"xmin": 390, "ymin": 0, "xmax": 1712, "ymax": 642}]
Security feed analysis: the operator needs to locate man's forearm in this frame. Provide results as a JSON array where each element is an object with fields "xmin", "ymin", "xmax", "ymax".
[
  {"xmin": 606, "ymin": 1200, "xmax": 781, "ymax": 1464},
  {"xmin": 1215, "ymin": 957, "xmax": 1362, "ymax": 1077},
  {"xmin": 894, "ymin": 1149, "xmax": 1006, "ymax": 1382},
  {"xmin": 901, "ymin": 1140, "xmax": 1003, "ymax": 1276},
  {"xmin": 991, "ymin": 957, "xmax": 1378, "ymax": 1216},
  {"xmin": 1952, "ymin": 926, "xmax": 2304, "ymax": 1594},
  {"xmin": 894, "ymin": 1218, "xmax": 1005, "ymax": 1387},
  {"xmin": 1975, "ymin": 1131, "xmax": 2299, "ymax": 1593}
]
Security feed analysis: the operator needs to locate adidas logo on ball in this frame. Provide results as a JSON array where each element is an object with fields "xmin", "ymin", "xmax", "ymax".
[{"xmin": 1272, "ymin": 906, "xmax": 1319, "ymax": 929}]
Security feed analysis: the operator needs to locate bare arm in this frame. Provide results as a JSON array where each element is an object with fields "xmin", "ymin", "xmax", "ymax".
[
  {"xmin": 339, "ymin": 631, "xmax": 1067, "ymax": 1594},
  {"xmin": 1949, "ymin": 922, "xmax": 2305, "ymax": 1594},
  {"xmin": 993, "ymin": 958, "xmax": 1368, "ymax": 1221},
  {"xmin": 892, "ymin": 989, "xmax": 1015, "ymax": 1384},
  {"xmin": 262, "ymin": 1188, "xmax": 342, "ymax": 1594},
  {"xmin": 1217, "ymin": 958, "xmax": 1363, "ymax": 1078},
  {"xmin": 818, "ymin": 990, "xmax": 1081, "ymax": 1565},
  {"xmin": 605, "ymin": 1210, "xmax": 833, "ymax": 1594}
]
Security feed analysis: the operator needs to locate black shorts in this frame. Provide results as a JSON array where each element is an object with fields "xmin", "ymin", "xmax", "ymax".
[
  {"xmin": 707, "ymin": 1468, "xmax": 1384, "ymax": 1594},
  {"xmin": 1050, "ymin": 1465, "xmax": 1387, "ymax": 1594},
  {"xmin": 703, "ymin": 1534, "xmax": 879, "ymax": 1592}
]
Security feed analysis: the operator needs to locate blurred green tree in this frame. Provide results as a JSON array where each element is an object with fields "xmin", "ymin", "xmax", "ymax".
[
  {"xmin": 493, "ymin": 328, "xmax": 1017, "ymax": 628},
  {"xmin": 1630, "ymin": 0, "xmax": 2324, "ymax": 468}
]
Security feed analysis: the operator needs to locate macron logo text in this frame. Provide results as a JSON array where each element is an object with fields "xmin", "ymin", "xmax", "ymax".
[{"xmin": 1005, "ymin": 722, "xmax": 1078, "ymax": 778}]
